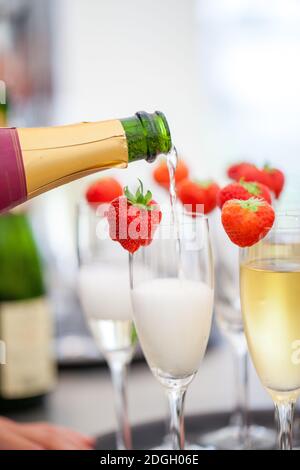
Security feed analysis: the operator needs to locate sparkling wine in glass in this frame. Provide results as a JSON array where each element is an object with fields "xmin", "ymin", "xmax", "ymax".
[
  {"xmin": 240, "ymin": 212, "xmax": 300, "ymax": 450},
  {"xmin": 200, "ymin": 218, "xmax": 275, "ymax": 449},
  {"xmin": 77, "ymin": 202, "xmax": 137, "ymax": 450},
  {"xmin": 130, "ymin": 212, "xmax": 214, "ymax": 450}
]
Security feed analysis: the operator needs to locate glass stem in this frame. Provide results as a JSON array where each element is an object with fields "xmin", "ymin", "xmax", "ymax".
[
  {"xmin": 275, "ymin": 401, "xmax": 295, "ymax": 450},
  {"xmin": 108, "ymin": 358, "xmax": 132, "ymax": 450},
  {"xmin": 230, "ymin": 345, "xmax": 249, "ymax": 444},
  {"xmin": 166, "ymin": 387, "xmax": 187, "ymax": 450}
]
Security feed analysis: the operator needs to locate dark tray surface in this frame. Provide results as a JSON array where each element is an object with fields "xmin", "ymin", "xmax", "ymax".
[{"xmin": 95, "ymin": 409, "xmax": 275, "ymax": 450}]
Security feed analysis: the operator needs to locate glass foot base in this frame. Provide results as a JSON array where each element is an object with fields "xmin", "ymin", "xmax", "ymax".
[
  {"xmin": 185, "ymin": 443, "xmax": 215, "ymax": 450},
  {"xmin": 198, "ymin": 425, "xmax": 276, "ymax": 450},
  {"xmin": 153, "ymin": 437, "xmax": 215, "ymax": 450}
]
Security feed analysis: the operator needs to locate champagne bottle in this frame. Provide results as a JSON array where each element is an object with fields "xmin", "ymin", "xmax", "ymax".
[
  {"xmin": 0, "ymin": 101, "xmax": 56, "ymax": 410},
  {"xmin": 0, "ymin": 212, "xmax": 56, "ymax": 410},
  {"xmin": 0, "ymin": 111, "xmax": 172, "ymax": 214}
]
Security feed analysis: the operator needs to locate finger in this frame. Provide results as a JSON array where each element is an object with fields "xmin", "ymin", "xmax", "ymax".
[
  {"xmin": 51, "ymin": 429, "xmax": 94, "ymax": 450},
  {"xmin": 17, "ymin": 424, "xmax": 93, "ymax": 450},
  {"xmin": 0, "ymin": 416, "xmax": 18, "ymax": 429},
  {"xmin": 53, "ymin": 427, "xmax": 95, "ymax": 447},
  {"xmin": 47, "ymin": 430, "xmax": 93, "ymax": 450},
  {"xmin": 0, "ymin": 425, "xmax": 44, "ymax": 450}
]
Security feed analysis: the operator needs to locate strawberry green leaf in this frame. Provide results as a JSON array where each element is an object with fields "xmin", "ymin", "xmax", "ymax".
[
  {"xmin": 195, "ymin": 179, "xmax": 213, "ymax": 188},
  {"xmin": 137, "ymin": 179, "xmax": 144, "ymax": 194},
  {"xmin": 238, "ymin": 197, "xmax": 265, "ymax": 212},
  {"xmin": 263, "ymin": 163, "xmax": 274, "ymax": 173},
  {"xmin": 124, "ymin": 186, "xmax": 136, "ymax": 204},
  {"xmin": 124, "ymin": 180, "xmax": 155, "ymax": 211},
  {"xmin": 144, "ymin": 190, "xmax": 152, "ymax": 205},
  {"xmin": 239, "ymin": 180, "xmax": 261, "ymax": 196}
]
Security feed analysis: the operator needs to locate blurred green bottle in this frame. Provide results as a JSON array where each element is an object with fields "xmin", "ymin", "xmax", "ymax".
[
  {"xmin": 0, "ymin": 97, "xmax": 8, "ymax": 126},
  {"xmin": 0, "ymin": 101, "xmax": 56, "ymax": 410}
]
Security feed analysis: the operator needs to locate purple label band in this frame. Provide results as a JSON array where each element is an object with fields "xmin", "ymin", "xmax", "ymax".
[{"xmin": 0, "ymin": 128, "xmax": 27, "ymax": 214}]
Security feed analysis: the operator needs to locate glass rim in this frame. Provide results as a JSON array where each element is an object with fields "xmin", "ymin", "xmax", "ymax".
[
  {"xmin": 275, "ymin": 210, "xmax": 300, "ymax": 218},
  {"xmin": 154, "ymin": 211, "xmax": 209, "ymax": 228},
  {"xmin": 272, "ymin": 211, "xmax": 300, "ymax": 231},
  {"xmin": 181, "ymin": 209, "xmax": 208, "ymax": 219}
]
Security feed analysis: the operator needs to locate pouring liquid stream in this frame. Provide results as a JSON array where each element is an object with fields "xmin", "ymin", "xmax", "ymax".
[
  {"xmin": 165, "ymin": 145, "xmax": 183, "ymax": 278},
  {"xmin": 129, "ymin": 146, "xmax": 181, "ymax": 283},
  {"xmin": 166, "ymin": 145, "xmax": 178, "ymax": 227}
]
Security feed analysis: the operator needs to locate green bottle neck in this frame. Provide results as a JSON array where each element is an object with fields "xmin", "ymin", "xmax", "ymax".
[{"xmin": 121, "ymin": 111, "xmax": 172, "ymax": 163}]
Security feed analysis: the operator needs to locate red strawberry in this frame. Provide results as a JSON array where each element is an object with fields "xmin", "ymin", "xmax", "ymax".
[
  {"xmin": 228, "ymin": 162, "xmax": 285, "ymax": 199},
  {"xmin": 153, "ymin": 159, "xmax": 189, "ymax": 190},
  {"xmin": 206, "ymin": 181, "xmax": 221, "ymax": 210},
  {"xmin": 177, "ymin": 179, "xmax": 220, "ymax": 215},
  {"xmin": 227, "ymin": 162, "xmax": 260, "ymax": 182},
  {"xmin": 261, "ymin": 165, "xmax": 285, "ymax": 199},
  {"xmin": 217, "ymin": 180, "xmax": 272, "ymax": 208},
  {"xmin": 221, "ymin": 198, "xmax": 275, "ymax": 248},
  {"xmin": 86, "ymin": 177, "xmax": 123, "ymax": 205},
  {"xmin": 107, "ymin": 180, "xmax": 162, "ymax": 254}
]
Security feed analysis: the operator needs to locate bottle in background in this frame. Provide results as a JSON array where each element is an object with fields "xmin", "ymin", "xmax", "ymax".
[
  {"xmin": 0, "ymin": 211, "xmax": 56, "ymax": 410},
  {"xmin": 0, "ymin": 98, "xmax": 8, "ymax": 127},
  {"xmin": 0, "ymin": 101, "xmax": 56, "ymax": 410}
]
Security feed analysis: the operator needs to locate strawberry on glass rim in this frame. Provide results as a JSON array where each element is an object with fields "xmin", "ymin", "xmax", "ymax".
[
  {"xmin": 261, "ymin": 164, "xmax": 285, "ymax": 199},
  {"xmin": 227, "ymin": 161, "xmax": 285, "ymax": 199},
  {"xmin": 177, "ymin": 179, "xmax": 220, "ymax": 215},
  {"xmin": 107, "ymin": 180, "xmax": 162, "ymax": 254},
  {"xmin": 227, "ymin": 162, "xmax": 260, "ymax": 182},
  {"xmin": 86, "ymin": 177, "xmax": 123, "ymax": 206},
  {"xmin": 217, "ymin": 180, "xmax": 272, "ymax": 208},
  {"xmin": 153, "ymin": 158, "xmax": 189, "ymax": 190},
  {"xmin": 221, "ymin": 197, "xmax": 275, "ymax": 248}
]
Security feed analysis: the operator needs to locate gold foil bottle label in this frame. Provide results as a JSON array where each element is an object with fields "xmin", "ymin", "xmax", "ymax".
[{"xmin": 17, "ymin": 120, "xmax": 128, "ymax": 198}]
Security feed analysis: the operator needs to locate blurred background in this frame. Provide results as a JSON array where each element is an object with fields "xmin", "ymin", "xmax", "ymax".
[{"xmin": 1, "ymin": 0, "xmax": 300, "ymax": 438}]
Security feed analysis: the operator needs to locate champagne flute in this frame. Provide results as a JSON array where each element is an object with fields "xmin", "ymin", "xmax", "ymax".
[
  {"xmin": 240, "ymin": 212, "xmax": 300, "ymax": 450},
  {"xmin": 77, "ymin": 201, "xmax": 137, "ymax": 450},
  {"xmin": 200, "ymin": 225, "xmax": 275, "ymax": 449},
  {"xmin": 130, "ymin": 212, "xmax": 214, "ymax": 450}
]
